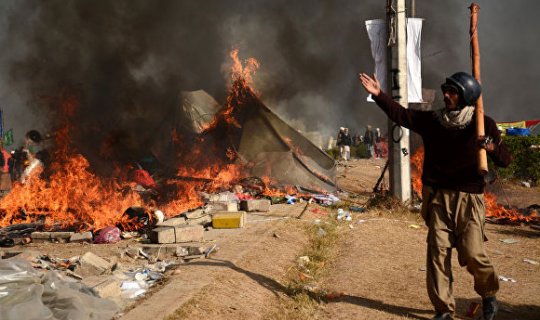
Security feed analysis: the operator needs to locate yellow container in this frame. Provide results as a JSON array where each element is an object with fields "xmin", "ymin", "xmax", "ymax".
[{"xmin": 212, "ymin": 212, "xmax": 245, "ymax": 229}]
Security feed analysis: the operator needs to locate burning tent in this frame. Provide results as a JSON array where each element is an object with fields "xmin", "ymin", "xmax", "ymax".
[
  {"xmin": 233, "ymin": 98, "xmax": 337, "ymax": 192},
  {"xmin": 181, "ymin": 90, "xmax": 222, "ymax": 134},
  {"xmin": 182, "ymin": 86, "xmax": 337, "ymax": 193}
]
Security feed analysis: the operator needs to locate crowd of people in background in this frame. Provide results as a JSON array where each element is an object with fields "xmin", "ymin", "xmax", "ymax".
[{"xmin": 335, "ymin": 124, "xmax": 387, "ymax": 161}]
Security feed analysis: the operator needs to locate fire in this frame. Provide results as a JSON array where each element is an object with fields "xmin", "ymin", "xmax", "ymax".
[
  {"xmin": 410, "ymin": 146, "xmax": 424, "ymax": 197},
  {"xmin": 409, "ymin": 147, "xmax": 537, "ymax": 223},
  {"xmin": 0, "ymin": 49, "xmax": 302, "ymax": 232}
]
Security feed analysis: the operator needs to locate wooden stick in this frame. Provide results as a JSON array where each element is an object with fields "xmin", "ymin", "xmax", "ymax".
[{"xmin": 469, "ymin": 3, "xmax": 488, "ymax": 176}]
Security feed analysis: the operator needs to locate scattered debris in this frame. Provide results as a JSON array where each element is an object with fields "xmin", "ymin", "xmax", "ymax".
[
  {"xmin": 336, "ymin": 208, "xmax": 352, "ymax": 221},
  {"xmin": 0, "ymin": 258, "xmax": 118, "ymax": 320},
  {"xmin": 499, "ymin": 238, "xmax": 518, "ymax": 244},
  {"xmin": 297, "ymin": 256, "xmax": 310, "ymax": 267},
  {"xmin": 94, "ymin": 226, "xmax": 121, "ymax": 244},
  {"xmin": 521, "ymin": 181, "xmax": 531, "ymax": 188},
  {"xmin": 498, "ymin": 275, "xmax": 517, "ymax": 283},
  {"xmin": 523, "ymin": 258, "xmax": 539, "ymax": 265},
  {"xmin": 408, "ymin": 224, "xmax": 421, "ymax": 229},
  {"xmin": 349, "ymin": 206, "xmax": 365, "ymax": 213}
]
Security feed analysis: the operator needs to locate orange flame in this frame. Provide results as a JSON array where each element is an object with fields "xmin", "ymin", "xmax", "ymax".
[
  {"xmin": 409, "ymin": 147, "xmax": 537, "ymax": 223},
  {"xmin": 0, "ymin": 50, "xmax": 301, "ymax": 232}
]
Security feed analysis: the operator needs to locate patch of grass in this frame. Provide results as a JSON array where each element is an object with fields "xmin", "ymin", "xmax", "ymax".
[
  {"xmin": 268, "ymin": 216, "xmax": 342, "ymax": 319},
  {"xmin": 366, "ymin": 193, "xmax": 424, "ymax": 223}
]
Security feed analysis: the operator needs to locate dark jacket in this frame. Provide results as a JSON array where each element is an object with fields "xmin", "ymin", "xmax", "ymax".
[
  {"xmin": 364, "ymin": 130, "xmax": 374, "ymax": 145},
  {"xmin": 373, "ymin": 92, "xmax": 511, "ymax": 194},
  {"xmin": 341, "ymin": 134, "xmax": 352, "ymax": 146}
]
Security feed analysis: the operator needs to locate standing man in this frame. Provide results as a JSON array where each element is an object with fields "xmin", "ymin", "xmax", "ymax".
[
  {"xmin": 360, "ymin": 72, "xmax": 511, "ymax": 320},
  {"xmin": 340, "ymin": 128, "xmax": 352, "ymax": 161},
  {"xmin": 364, "ymin": 125, "xmax": 374, "ymax": 158},
  {"xmin": 374, "ymin": 127, "xmax": 382, "ymax": 158},
  {"xmin": 336, "ymin": 127, "xmax": 345, "ymax": 160}
]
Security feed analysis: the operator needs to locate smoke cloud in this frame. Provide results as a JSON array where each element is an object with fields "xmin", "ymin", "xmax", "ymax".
[{"xmin": 0, "ymin": 0, "xmax": 538, "ymax": 161}]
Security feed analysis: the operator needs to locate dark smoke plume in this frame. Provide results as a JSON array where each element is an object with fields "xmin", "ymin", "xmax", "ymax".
[{"xmin": 0, "ymin": 0, "xmax": 538, "ymax": 165}]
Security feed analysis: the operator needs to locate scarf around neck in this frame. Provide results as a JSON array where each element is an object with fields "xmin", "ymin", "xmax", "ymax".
[{"xmin": 435, "ymin": 105, "xmax": 475, "ymax": 129}]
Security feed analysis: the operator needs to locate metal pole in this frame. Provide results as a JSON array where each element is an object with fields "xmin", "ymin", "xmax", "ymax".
[{"xmin": 386, "ymin": 0, "xmax": 412, "ymax": 203}]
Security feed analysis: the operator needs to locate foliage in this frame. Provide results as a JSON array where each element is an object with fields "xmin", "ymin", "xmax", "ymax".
[
  {"xmin": 493, "ymin": 136, "xmax": 540, "ymax": 182},
  {"xmin": 325, "ymin": 144, "xmax": 370, "ymax": 160}
]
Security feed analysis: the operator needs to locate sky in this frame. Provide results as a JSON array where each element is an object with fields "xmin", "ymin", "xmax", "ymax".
[{"xmin": 0, "ymin": 0, "xmax": 538, "ymax": 148}]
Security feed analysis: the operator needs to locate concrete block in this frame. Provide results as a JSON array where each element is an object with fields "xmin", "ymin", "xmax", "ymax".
[
  {"xmin": 174, "ymin": 225, "xmax": 204, "ymax": 243},
  {"xmin": 82, "ymin": 276, "xmax": 121, "ymax": 299},
  {"xmin": 69, "ymin": 231, "xmax": 93, "ymax": 243},
  {"xmin": 212, "ymin": 211, "xmax": 246, "ymax": 229},
  {"xmin": 208, "ymin": 201, "xmax": 238, "ymax": 212},
  {"xmin": 31, "ymin": 232, "xmax": 51, "ymax": 243},
  {"xmin": 185, "ymin": 211, "xmax": 212, "ymax": 226},
  {"xmin": 156, "ymin": 217, "xmax": 187, "ymax": 227},
  {"xmin": 149, "ymin": 227, "xmax": 176, "ymax": 244},
  {"xmin": 78, "ymin": 252, "xmax": 112, "ymax": 276},
  {"xmin": 240, "ymin": 199, "xmax": 271, "ymax": 212}
]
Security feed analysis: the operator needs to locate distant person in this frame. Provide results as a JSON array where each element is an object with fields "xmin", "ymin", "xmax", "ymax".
[
  {"xmin": 364, "ymin": 125, "xmax": 374, "ymax": 158},
  {"xmin": 340, "ymin": 128, "xmax": 352, "ymax": 161},
  {"xmin": 352, "ymin": 133, "xmax": 362, "ymax": 147},
  {"xmin": 20, "ymin": 130, "xmax": 47, "ymax": 183},
  {"xmin": 0, "ymin": 141, "xmax": 12, "ymax": 194},
  {"xmin": 360, "ymin": 71, "xmax": 511, "ymax": 320},
  {"xmin": 374, "ymin": 128, "xmax": 382, "ymax": 158},
  {"xmin": 336, "ymin": 127, "xmax": 345, "ymax": 160}
]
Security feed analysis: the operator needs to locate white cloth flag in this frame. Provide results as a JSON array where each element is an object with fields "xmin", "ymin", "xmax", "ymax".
[{"xmin": 365, "ymin": 18, "xmax": 423, "ymax": 103}]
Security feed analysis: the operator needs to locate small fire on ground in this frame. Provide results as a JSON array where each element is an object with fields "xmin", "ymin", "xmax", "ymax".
[{"xmin": 410, "ymin": 147, "xmax": 538, "ymax": 224}]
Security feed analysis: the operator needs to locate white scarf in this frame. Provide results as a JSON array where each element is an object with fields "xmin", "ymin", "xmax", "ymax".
[{"xmin": 435, "ymin": 105, "xmax": 475, "ymax": 129}]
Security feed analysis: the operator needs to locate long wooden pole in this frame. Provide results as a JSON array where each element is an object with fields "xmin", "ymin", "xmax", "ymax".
[{"xmin": 469, "ymin": 3, "xmax": 488, "ymax": 176}]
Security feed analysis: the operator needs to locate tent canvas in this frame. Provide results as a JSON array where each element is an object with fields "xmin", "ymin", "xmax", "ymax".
[{"xmin": 185, "ymin": 86, "xmax": 337, "ymax": 192}]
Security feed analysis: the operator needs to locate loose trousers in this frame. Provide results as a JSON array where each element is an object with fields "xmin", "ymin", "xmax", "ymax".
[{"xmin": 421, "ymin": 186, "xmax": 499, "ymax": 314}]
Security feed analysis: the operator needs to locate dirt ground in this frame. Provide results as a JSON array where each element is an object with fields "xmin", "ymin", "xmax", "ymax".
[
  {"xmin": 4, "ymin": 158, "xmax": 539, "ymax": 319},
  {"xmin": 138, "ymin": 158, "xmax": 538, "ymax": 319}
]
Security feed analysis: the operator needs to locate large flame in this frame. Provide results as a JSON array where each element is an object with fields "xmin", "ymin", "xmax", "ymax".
[{"xmin": 0, "ymin": 49, "xmax": 297, "ymax": 232}]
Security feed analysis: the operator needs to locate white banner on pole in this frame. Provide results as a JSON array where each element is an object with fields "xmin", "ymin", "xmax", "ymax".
[{"xmin": 365, "ymin": 18, "xmax": 423, "ymax": 103}]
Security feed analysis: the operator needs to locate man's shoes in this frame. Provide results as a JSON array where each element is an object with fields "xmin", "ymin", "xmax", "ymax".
[
  {"xmin": 432, "ymin": 312, "xmax": 453, "ymax": 320},
  {"xmin": 482, "ymin": 296, "xmax": 498, "ymax": 320}
]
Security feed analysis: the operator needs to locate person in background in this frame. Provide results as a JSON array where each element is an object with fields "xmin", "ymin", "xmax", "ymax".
[
  {"xmin": 374, "ymin": 127, "xmax": 382, "ymax": 158},
  {"xmin": 20, "ymin": 130, "xmax": 45, "ymax": 183},
  {"xmin": 340, "ymin": 127, "xmax": 352, "ymax": 161},
  {"xmin": 336, "ymin": 127, "xmax": 345, "ymax": 160},
  {"xmin": 0, "ymin": 140, "xmax": 12, "ymax": 195},
  {"xmin": 364, "ymin": 125, "xmax": 374, "ymax": 158}
]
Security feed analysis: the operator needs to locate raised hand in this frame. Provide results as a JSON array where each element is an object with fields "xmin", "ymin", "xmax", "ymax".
[{"xmin": 359, "ymin": 73, "xmax": 381, "ymax": 97}]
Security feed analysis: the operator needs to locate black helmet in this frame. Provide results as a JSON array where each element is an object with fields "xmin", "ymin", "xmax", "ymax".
[
  {"xmin": 441, "ymin": 72, "xmax": 482, "ymax": 107},
  {"xmin": 25, "ymin": 130, "xmax": 42, "ymax": 143}
]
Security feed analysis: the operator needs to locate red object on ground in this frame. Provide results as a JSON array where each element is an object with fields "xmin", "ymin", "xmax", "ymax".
[
  {"xmin": 132, "ymin": 169, "xmax": 156, "ymax": 188},
  {"xmin": 94, "ymin": 226, "xmax": 121, "ymax": 244}
]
